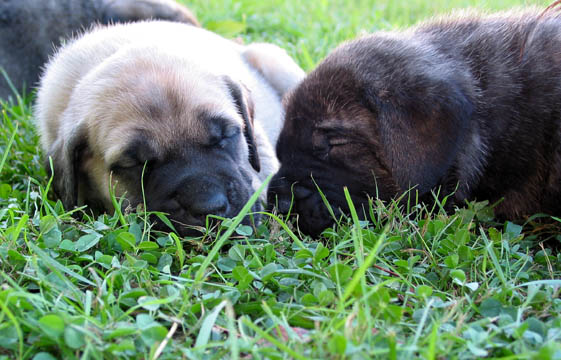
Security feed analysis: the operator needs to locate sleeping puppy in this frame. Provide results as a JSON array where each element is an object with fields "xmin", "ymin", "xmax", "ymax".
[
  {"xmin": 35, "ymin": 21, "xmax": 304, "ymax": 235},
  {"xmin": 0, "ymin": 0, "xmax": 199, "ymax": 100},
  {"xmin": 269, "ymin": 9, "xmax": 561, "ymax": 236}
]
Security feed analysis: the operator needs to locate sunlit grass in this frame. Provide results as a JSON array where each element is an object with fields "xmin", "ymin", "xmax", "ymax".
[{"xmin": 0, "ymin": 0, "xmax": 559, "ymax": 359}]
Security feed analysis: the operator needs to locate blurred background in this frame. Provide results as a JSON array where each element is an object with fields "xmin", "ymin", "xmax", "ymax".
[{"xmin": 182, "ymin": 0, "xmax": 551, "ymax": 71}]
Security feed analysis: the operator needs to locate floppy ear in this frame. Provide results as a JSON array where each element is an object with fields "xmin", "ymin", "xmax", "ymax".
[
  {"xmin": 45, "ymin": 123, "xmax": 89, "ymax": 210},
  {"xmin": 224, "ymin": 77, "xmax": 261, "ymax": 172},
  {"xmin": 365, "ymin": 78, "xmax": 474, "ymax": 194}
]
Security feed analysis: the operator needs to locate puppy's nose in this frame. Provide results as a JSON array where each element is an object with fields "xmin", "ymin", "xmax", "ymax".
[
  {"xmin": 189, "ymin": 192, "xmax": 229, "ymax": 217},
  {"xmin": 174, "ymin": 176, "xmax": 230, "ymax": 218},
  {"xmin": 269, "ymin": 192, "xmax": 292, "ymax": 214},
  {"xmin": 267, "ymin": 175, "xmax": 292, "ymax": 214}
]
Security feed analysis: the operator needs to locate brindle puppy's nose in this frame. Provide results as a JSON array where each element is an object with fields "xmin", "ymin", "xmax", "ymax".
[
  {"xmin": 268, "ymin": 176, "xmax": 285, "ymax": 212},
  {"xmin": 275, "ymin": 194, "xmax": 292, "ymax": 214},
  {"xmin": 268, "ymin": 174, "xmax": 297, "ymax": 214}
]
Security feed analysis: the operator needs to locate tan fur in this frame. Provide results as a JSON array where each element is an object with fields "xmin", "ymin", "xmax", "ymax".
[{"xmin": 35, "ymin": 21, "xmax": 304, "ymax": 220}]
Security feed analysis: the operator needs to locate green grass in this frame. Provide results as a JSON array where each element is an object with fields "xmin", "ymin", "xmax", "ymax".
[{"xmin": 1, "ymin": 0, "xmax": 560, "ymax": 359}]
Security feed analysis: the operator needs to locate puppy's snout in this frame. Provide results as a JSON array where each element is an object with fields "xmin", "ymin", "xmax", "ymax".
[
  {"xmin": 268, "ymin": 175, "xmax": 294, "ymax": 214},
  {"xmin": 175, "ymin": 177, "xmax": 230, "ymax": 218},
  {"xmin": 273, "ymin": 193, "xmax": 292, "ymax": 214},
  {"xmin": 186, "ymin": 191, "xmax": 229, "ymax": 218}
]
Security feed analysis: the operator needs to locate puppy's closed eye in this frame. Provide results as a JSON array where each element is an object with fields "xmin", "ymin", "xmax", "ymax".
[
  {"xmin": 312, "ymin": 129, "xmax": 352, "ymax": 160},
  {"xmin": 110, "ymin": 158, "xmax": 147, "ymax": 173},
  {"xmin": 109, "ymin": 145, "xmax": 154, "ymax": 174},
  {"xmin": 206, "ymin": 119, "xmax": 241, "ymax": 149},
  {"xmin": 328, "ymin": 137, "xmax": 352, "ymax": 147}
]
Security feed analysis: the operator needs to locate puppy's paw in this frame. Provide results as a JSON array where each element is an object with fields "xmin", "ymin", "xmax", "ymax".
[
  {"xmin": 101, "ymin": 0, "xmax": 199, "ymax": 26},
  {"xmin": 243, "ymin": 43, "xmax": 305, "ymax": 97}
]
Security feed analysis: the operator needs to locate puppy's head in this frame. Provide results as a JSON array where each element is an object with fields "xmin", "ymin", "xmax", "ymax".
[
  {"xmin": 269, "ymin": 35, "xmax": 475, "ymax": 236},
  {"xmin": 46, "ymin": 50, "xmax": 261, "ymax": 235}
]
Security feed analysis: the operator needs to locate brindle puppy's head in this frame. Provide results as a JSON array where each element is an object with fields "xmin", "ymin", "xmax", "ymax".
[
  {"xmin": 269, "ymin": 34, "xmax": 476, "ymax": 236},
  {"xmin": 46, "ymin": 48, "xmax": 262, "ymax": 235}
]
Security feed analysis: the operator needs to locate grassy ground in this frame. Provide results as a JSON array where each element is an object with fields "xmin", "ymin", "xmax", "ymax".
[{"xmin": 1, "ymin": 0, "xmax": 560, "ymax": 359}]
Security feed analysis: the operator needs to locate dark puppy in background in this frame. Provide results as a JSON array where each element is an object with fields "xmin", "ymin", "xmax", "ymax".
[
  {"xmin": 270, "ymin": 8, "xmax": 561, "ymax": 236},
  {"xmin": 0, "ymin": 0, "xmax": 198, "ymax": 100}
]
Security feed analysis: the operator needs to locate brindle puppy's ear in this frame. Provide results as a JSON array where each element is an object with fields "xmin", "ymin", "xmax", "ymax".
[
  {"xmin": 364, "ymin": 76, "xmax": 474, "ymax": 194},
  {"xmin": 224, "ymin": 77, "xmax": 261, "ymax": 172},
  {"xmin": 45, "ymin": 123, "xmax": 89, "ymax": 210}
]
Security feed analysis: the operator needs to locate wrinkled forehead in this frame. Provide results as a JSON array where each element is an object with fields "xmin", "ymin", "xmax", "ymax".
[
  {"xmin": 284, "ymin": 84, "xmax": 373, "ymax": 135},
  {"xmin": 91, "ymin": 59, "xmax": 243, "ymax": 162}
]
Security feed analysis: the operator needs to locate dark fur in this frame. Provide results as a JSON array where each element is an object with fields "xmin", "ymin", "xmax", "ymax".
[
  {"xmin": 0, "ymin": 0, "xmax": 198, "ymax": 100},
  {"xmin": 270, "ymin": 9, "xmax": 561, "ymax": 236}
]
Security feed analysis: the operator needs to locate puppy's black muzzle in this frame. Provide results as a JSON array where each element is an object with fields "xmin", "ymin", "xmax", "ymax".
[{"xmin": 145, "ymin": 159, "xmax": 259, "ymax": 236}]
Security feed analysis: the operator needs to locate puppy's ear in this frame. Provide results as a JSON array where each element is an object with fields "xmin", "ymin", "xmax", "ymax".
[
  {"xmin": 45, "ymin": 124, "xmax": 89, "ymax": 210},
  {"xmin": 100, "ymin": 0, "xmax": 200, "ymax": 26},
  {"xmin": 366, "ymin": 78, "xmax": 474, "ymax": 194},
  {"xmin": 224, "ymin": 77, "xmax": 261, "ymax": 172}
]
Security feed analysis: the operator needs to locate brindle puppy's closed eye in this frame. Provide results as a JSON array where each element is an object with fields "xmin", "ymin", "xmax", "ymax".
[{"xmin": 270, "ymin": 8, "xmax": 561, "ymax": 236}]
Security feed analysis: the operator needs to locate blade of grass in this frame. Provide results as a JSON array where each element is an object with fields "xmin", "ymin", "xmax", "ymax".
[
  {"xmin": 410, "ymin": 298, "xmax": 435, "ymax": 353},
  {"xmin": 29, "ymin": 243, "xmax": 95, "ymax": 287},
  {"xmin": 169, "ymin": 232, "xmax": 185, "ymax": 270},
  {"xmin": 195, "ymin": 300, "xmax": 228, "ymax": 348},
  {"xmin": 0, "ymin": 121, "xmax": 17, "ymax": 174},
  {"xmin": 192, "ymin": 175, "xmax": 272, "ymax": 287},
  {"xmin": 260, "ymin": 211, "xmax": 307, "ymax": 250},
  {"xmin": 344, "ymin": 186, "xmax": 364, "ymax": 266},
  {"xmin": 312, "ymin": 175, "xmax": 339, "ymax": 226},
  {"xmin": 339, "ymin": 227, "xmax": 387, "ymax": 306},
  {"xmin": 480, "ymin": 227, "xmax": 508, "ymax": 288},
  {"xmin": 0, "ymin": 68, "xmax": 24, "ymax": 105},
  {"xmin": 242, "ymin": 317, "xmax": 309, "ymax": 360},
  {"xmin": 225, "ymin": 302, "xmax": 239, "ymax": 360},
  {"xmin": 0, "ymin": 297, "xmax": 23, "ymax": 360},
  {"xmin": 108, "ymin": 172, "xmax": 128, "ymax": 228},
  {"xmin": 513, "ymin": 279, "xmax": 561, "ymax": 288},
  {"xmin": 424, "ymin": 321, "xmax": 439, "ymax": 360}
]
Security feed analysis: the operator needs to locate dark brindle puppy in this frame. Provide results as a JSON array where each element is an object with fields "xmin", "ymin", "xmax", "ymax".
[
  {"xmin": 0, "ymin": 0, "xmax": 199, "ymax": 100},
  {"xmin": 270, "ymin": 9, "xmax": 561, "ymax": 236}
]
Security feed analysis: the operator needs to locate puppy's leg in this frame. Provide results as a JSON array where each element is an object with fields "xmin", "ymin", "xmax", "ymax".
[
  {"xmin": 101, "ymin": 0, "xmax": 199, "ymax": 26},
  {"xmin": 243, "ymin": 43, "xmax": 305, "ymax": 97}
]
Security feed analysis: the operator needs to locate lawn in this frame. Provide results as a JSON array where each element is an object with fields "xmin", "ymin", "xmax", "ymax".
[{"xmin": 1, "ymin": 0, "xmax": 560, "ymax": 359}]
